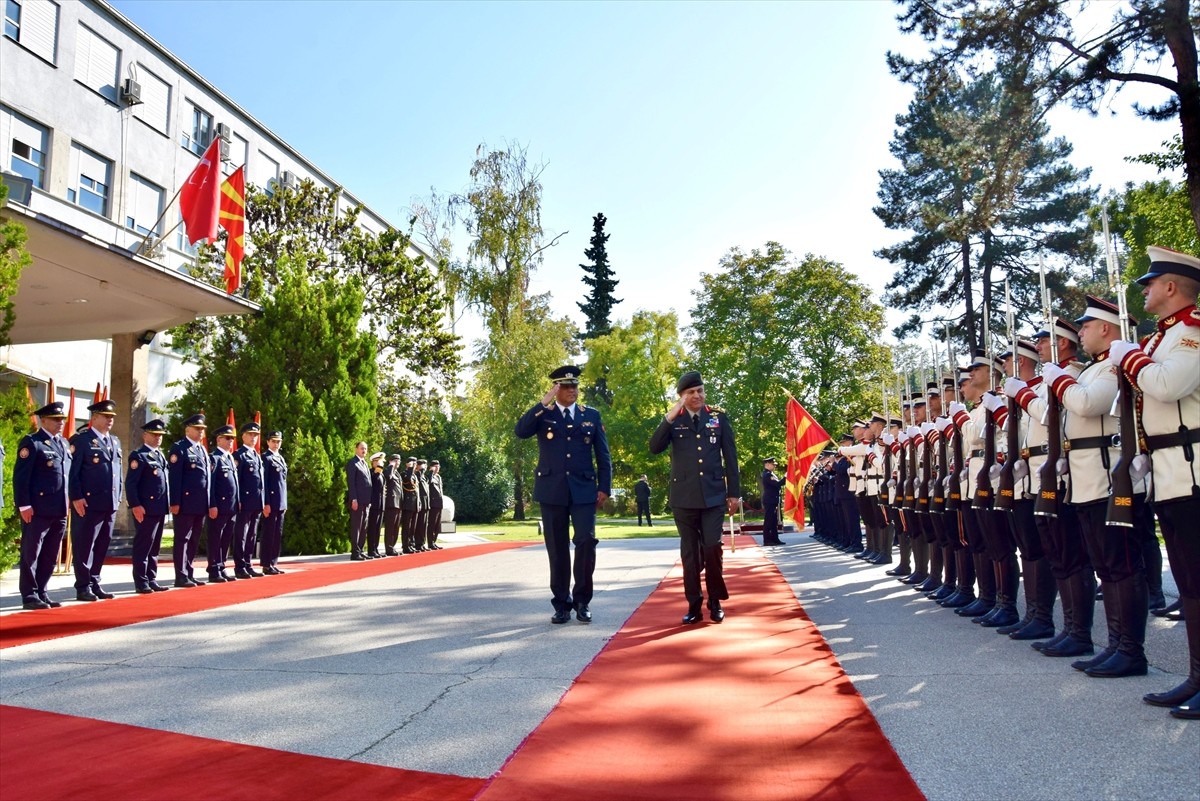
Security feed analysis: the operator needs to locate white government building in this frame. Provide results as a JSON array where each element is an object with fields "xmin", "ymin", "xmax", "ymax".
[{"xmin": 2, "ymin": 0, "xmax": 436, "ymax": 538}]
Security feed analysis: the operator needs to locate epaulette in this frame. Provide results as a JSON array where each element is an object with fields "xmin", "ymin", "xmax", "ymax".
[
  {"xmin": 578, "ymin": 402, "xmax": 588, "ymax": 410},
  {"xmin": 706, "ymin": 405, "xmax": 724, "ymax": 414},
  {"xmin": 1180, "ymin": 307, "xmax": 1200, "ymax": 327}
]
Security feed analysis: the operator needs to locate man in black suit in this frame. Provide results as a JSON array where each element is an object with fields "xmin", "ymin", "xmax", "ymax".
[
  {"xmin": 760, "ymin": 457, "xmax": 785, "ymax": 545},
  {"xmin": 649, "ymin": 370, "xmax": 741, "ymax": 624},
  {"xmin": 634, "ymin": 474, "xmax": 652, "ymax": 526},
  {"xmin": 515, "ymin": 365, "xmax": 612, "ymax": 624},
  {"xmin": 346, "ymin": 441, "xmax": 372, "ymax": 560}
]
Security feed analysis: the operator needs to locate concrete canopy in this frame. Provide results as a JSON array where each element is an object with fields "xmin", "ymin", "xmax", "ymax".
[{"xmin": 6, "ymin": 203, "xmax": 258, "ymax": 345}]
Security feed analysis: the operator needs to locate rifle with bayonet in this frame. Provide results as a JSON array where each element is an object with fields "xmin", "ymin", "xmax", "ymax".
[
  {"xmin": 995, "ymin": 278, "xmax": 1020, "ymax": 513},
  {"xmin": 1034, "ymin": 256, "xmax": 1061, "ymax": 519},
  {"xmin": 973, "ymin": 300, "xmax": 997, "ymax": 510},
  {"xmin": 1103, "ymin": 211, "xmax": 1138, "ymax": 528}
]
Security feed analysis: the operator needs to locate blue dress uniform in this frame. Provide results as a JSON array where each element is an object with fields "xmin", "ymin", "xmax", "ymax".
[
  {"xmin": 207, "ymin": 425, "xmax": 241, "ymax": 580},
  {"xmin": 232, "ymin": 423, "xmax": 265, "ymax": 578},
  {"xmin": 13, "ymin": 402, "xmax": 71, "ymax": 609},
  {"xmin": 516, "ymin": 366, "xmax": 613, "ymax": 623},
  {"xmin": 168, "ymin": 414, "xmax": 210, "ymax": 588},
  {"xmin": 260, "ymin": 431, "xmax": 288, "ymax": 574},
  {"xmin": 649, "ymin": 371, "xmax": 740, "ymax": 623},
  {"xmin": 126, "ymin": 419, "xmax": 171, "ymax": 592},
  {"xmin": 345, "ymin": 450, "xmax": 372, "ymax": 559},
  {"xmin": 760, "ymin": 460, "xmax": 784, "ymax": 545},
  {"xmin": 67, "ymin": 400, "xmax": 123, "ymax": 599}
]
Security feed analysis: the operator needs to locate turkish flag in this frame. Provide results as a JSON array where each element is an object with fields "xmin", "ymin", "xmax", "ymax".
[{"xmin": 180, "ymin": 139, "xmax": 222, "ymax": 245}]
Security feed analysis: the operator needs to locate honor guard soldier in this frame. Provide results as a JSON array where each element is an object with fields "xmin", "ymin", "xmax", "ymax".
[
  {"xmin": 760, "ymin": 458, "xmax": 785, "ymax": 546},
  {"xmin": 14, "ymin": 401, "xmax": 71, "ymax": 609},
  {"xmin": 516, "ymin": 365, "xmax": 613, "ymax": 624},
  {"xmin": 367, "ymin": 452, "xmax": 386, "ymax": 558},
  {"xmin": 414, "ymin": 458, "xmax": 430, "ymax": 552},
  {"xmin": 231, "ymin": 422, "xmax": 265, "ymax": 579},
  {"xmin": 345, "ymin": 442, "xmax": 372, "ymax": 560},
  {"xmin": 126, "ymin": 418, "xmax": 171, "ymax": 593},
  {"xmin": 168, "ymin": 414, "xmax": 210, "ymax": 588},
  {"xmin": 1044, "ymin": 296, "xmax": 1153, "ymax": 675},
  {"xmin": 1110, "ymin": 247, "xmax": 1200, "ymax": 718},
  {"xmin": 207, "ymin": 425, "xmax": 241, "ymax": 582},
  {"xmin": 382, "ymin": 454, "xmax": 403, "ymax": 556},
  {"xmin": 400, "ymin": 456, "xmax": 419, "ymax": 553},
  {"xmin": 260, "ymin": 431, "xmax": 289, "ymax": 574},
  {"xmin": 68, "ymin": 399, "xmax": 123, "ymax": 601},
  {"xmin": 427, "ymin": 460, "xmax": 444, "ymax": 550},
  {"xmin": 649, "ymin": 370, "xmax": 739, "ymax": 625},
  {"xmin": 833, "ymin": 434, "xmax": 860, "ymax": 554},
  {"xmin": 634, "ymin": 474, "xmax": 653, "ymax": 527}
]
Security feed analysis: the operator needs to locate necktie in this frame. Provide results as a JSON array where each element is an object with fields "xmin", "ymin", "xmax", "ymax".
[{"xmin": 692, "ymin": 414, "xmax": 699, "ymax": 431}]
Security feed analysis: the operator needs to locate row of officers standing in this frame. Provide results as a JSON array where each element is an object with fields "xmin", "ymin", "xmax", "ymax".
[
  {"xmin": 14, "ymin": 412, "xmax": 288, "ymax": 605},
  {"xmin": 344, "ymin": 449, "xmax": 444, "ymax": 560},
  {"xmin": 808, "ymin": 245, "xmax": 1199, "ymax": 722}
]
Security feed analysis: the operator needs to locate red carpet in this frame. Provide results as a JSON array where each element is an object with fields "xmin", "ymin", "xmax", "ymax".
[
  {"xmin": 477, "ymin": 548, "xmax": 925, "ymax": 801},
  {"xmin": 0, "ymin": 705, "xmax": 485, "ymax": 801},
  {"xmin": 0, "ymin": 542, "xmax": 527, "ymax": 649}
]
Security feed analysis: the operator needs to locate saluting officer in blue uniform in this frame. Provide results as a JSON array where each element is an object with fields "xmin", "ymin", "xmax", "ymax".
[
  {"xmin": 515, "ymin": 365, "xmax": 613, "ymax": 624},
  {"xmin": 207, "ymin": 425, "xmax": 241, "ymax": 580},
  {"xmin": 260, "ymin": 430, "xmax": 288, "ymax": 574},
  {"xmin": 68, "ymin": 399, "xmax": 123, "ymax": 601},
  {"xmin": 232, "ymin": 422, "xmax": 265, "ymax": 579},
  {"xmin": 649, "ymin": 370, "xmax": 741, "ymax": 624},
  {"xmin": 14, "ymin": 401, "xmax": 71, "ymax": 610},
  {"xmin": 168, "ymin": 413, "xmax": 210, "ymax": 588},
  {"xmin": 126, "ymin": 418, "xmax": 171, "ymax": 593}
]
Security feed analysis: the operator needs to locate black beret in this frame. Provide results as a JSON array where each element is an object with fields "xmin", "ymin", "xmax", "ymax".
[{"xmin": 676, "ymin": 371, "xmax": 703, "ymax": 394}]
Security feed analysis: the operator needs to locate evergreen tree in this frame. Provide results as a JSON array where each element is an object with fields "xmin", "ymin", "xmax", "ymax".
[
  {"xmin": 577, "ymin": 212, "xmax": 620, "ymax": 339},
  {"xmin": 874, "ymin": 72, "xmax": 1095, "ymax": 352}
]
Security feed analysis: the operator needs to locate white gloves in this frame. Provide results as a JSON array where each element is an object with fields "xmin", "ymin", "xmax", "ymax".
[
  {"xmin": 881, "ymin": 433, "xmax": 895, "ymax": 446},
  {"xmin": 920, "ymin": 421, "xmax": 936, "ymax": 435},
  {"xmin": 988, "ymin": 463, "xmax": 1003, "ymax": 481},
  {"xmin": 898, "ymin": 431, "xmax": 910, "ymax": 444},
  {"xmin": 1042, "ymin": 363, "xmax": 1068, "ymax": 385},
  {"xmin": 1108, "ymin": 340, "xmax": 1139, "ymax": 366},
  {"xmin": 981, "ymin": 393, "xmax": 1004, "ymax": 412},
  {"xmin": 1013, "ymin": 458, "xmax": 1029, "ymax": 480},
  {"xmin": 948, "ymin": 401, "xmax": 967, "ymax": 416},
  {"xmin": 1003, "ymin": 377, "xmax": 1027, "ymax": 398},
  {"xmin": 907, "ymin": 425, "xmax": 921, "ymax": 438},
  {"xmin": 1130, "ymin": 453, "xmax": 1150, "ymax": 483},
  {"xmin": 935, "ymin": 416, "xmax": 952, "ymax": 432}
]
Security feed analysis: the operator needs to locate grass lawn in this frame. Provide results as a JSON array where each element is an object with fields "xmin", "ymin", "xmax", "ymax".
[{"xmin": 457, "ymin": 518, "xmax": 676, "ymax": 542}]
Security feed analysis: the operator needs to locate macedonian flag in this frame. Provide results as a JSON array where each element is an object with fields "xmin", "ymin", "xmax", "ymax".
[
  {"xmin": 783, "ymin": 395, "xmax": 831, "ymax": 528},
  {"xmin": 219, "ymin": 165, "xmax": 246, "ymax": 295}
]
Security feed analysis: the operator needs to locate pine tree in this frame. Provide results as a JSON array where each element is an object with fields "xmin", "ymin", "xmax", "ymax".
[{"xmin": 577, "ymin": 213, "xmax": 620, "ymax": 340}]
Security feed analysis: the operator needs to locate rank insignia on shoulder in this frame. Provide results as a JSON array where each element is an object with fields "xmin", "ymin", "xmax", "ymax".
[{"xmin": 706, "ymin": 405, "xmax": 724, "ymax": 414}]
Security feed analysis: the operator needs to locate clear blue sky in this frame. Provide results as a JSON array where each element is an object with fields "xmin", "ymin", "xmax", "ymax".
[{"xmin": 111, "ymin": 0, "xmax": 1178, "ymax": 345}]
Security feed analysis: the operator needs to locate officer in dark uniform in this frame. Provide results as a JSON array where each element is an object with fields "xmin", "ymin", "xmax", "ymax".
[
  {"xmin": 400, "ymin": 456, "xmax": 419, "ymax": 553},
  {"xmin": 367, "ymin": 452, "xmax": 386, "ymax": 558},
  {"xmin": 635, "ymin": 474, "xmax": 653, "ymax": 526},
  {"xmin": 649, "ymin": 370, "xmax": 740, "ymax": 624},
  {"xmin": 382, "ymin": 454, "xmax": 402, "ymax": 556},
  {"xmin": 14, "ymin": 401, "xmax": 71, "ymax": 610},
  {"xmin": 68, "ymin": 399, "xmax": 123, "ymax": 601},
  {"xmin": 427, "ymin": 459, "xmax": 444, "ymax": 550},
  {"xmin": 126, "ymin": 418, "xmax": 171, "ymax": 593},
  {"xmin": 345, "ymin": 441, "xmax": 372, "ymax": 560},
  {"xmin": 833, "ymin": 435, "xmax": 860, "ymax": 554},
  {"xmin": 516, "ymin": 365, "xmax": 613, "ymax": 624},
  {"xmin": 168, "ymin": 413, "xmax": 210, "ymax": 588},
  {"xmin": 231, "ymin": 422, "xmax": 264, "ymax": 580},
  {"xmin": 414, "ymin": 458, "xmax": 430, "ymax": 552},
  {"xmin": 260, "ymin": 430, "xmax": 288, "ymax": 574},
  {"xmin": 761, "ymin": 457, "xmax": 785, "ymax": 545},
  {"xmin": 207, "ymin": 425, "xmax": 241, "ymax": 581}
]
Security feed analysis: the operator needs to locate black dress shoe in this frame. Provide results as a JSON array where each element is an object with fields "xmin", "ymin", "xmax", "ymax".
[
  {"xmin": 135, "ymin": 586, "xmax": 154, "ymax": 595},
  {"xmin": 149, "ymin": 583, "xmax": 170, "ymax": 592},
  {"xmin": 1072, "ymin": 647, "xmax": 1116, "ymax": 672},
  {"xmin": 1144, "ymin": 679, "xmax": 1200, "ymax": 708},
  {"xmin": 173, "ymin": 579, "xmax": 196, "ymax": 589},
  {"xmin": 980, "ymin": 609, "xmax": 1020, "ymax": 628},
  {"xmin": 221, "ymin": 570, "xmax": 238, "ymax": 581},
  {"xmin": 190, "ymin": 576, "xmax": 207, "ymax": 586},
  {"xmin": 272, "ymin": 567, "xmax": 287, "ymax": 574},
  {"xmin": 36, "ymin": 593, "xmax": 62, "ymax": 608},
  {"xmin": 385, "ymin": 549, "xmax": 400, "ymax": 557},
  {"xmin": 551, "ymin": 610, "xmax": 571, "ymax": 624},
  {"xmin": 1170, "ymin": 690, "xmax": 1200, "ymax": 720},
  {"xmin": 1009, "ymin": 620, "xmax": 1054, "ymax": 641},
  {"xmin": 575, "ymin": 604, "xmax": 592, "ymax": 623},
  {"xmin": 402, "ymin": 548, "xmax": 416, "ymax": 554},
  {"xmin": 955, "ymin": 598, "xmax": 991, "ymax": 617},
  {"xmin": 350, "ymin": 553, "xmax": 365, "ymax": 561},
  {"xmin": 1149, "ymin": 593, "xmax": 1167, "ymax": 612},
  {"xmin": 709, "ymin": 603, "xmax": 725, "ymax": 623},
  {"xmin": 234, "ymin": 570, "xmax": 253, "ymax": 579},
  {"xmin": 1085, "ymin": 651, "xmax": 1148, "ymax": 678},
  {"xmin": 886, "ymin": 565, "xmax": 911, "ymax": 577},
  {"xmin": 22, "ymin": 598, "xmax": 50, "ymax": 610},
  {"xmin": 91, "ymin": 585, "xmax": 115, "ymax": 600},
  {"xmin": 247, "ymin": 568, "xmax": 263, "ymax": 577},
  {"xmin": 76, "ymin": 590, "xmax": 99, "ymax": 602},
  {"xmin": 682, "ymin": 602, "xmax": 703, "ymax": 624},
  {"xmin": 1152, "ymin": 599, "xmax": 1183, "ymax": 620},
  {"xmin": 208, "ymin": 573, "xmax": 228, "ymax": 584},
  {"xmin": 1041, "ymin": 635, "xmax": 1093, "ymax": 657}
]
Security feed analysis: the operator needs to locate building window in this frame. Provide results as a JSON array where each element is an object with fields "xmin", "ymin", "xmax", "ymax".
[
  {"xmin": 182, "ymin": 102, "xmax": 212, "ymax": 155},
  {"xmin": 4, "ymin": 106, "xmax": 49, "ymax": 189},
  {"xmin": 73, "ymin": 23, "xmax": 119, "ymax": 102},
  {"xmin": 131, "ymin": 63, "xmax": 170, "ymax": 134},
  {"xmin": 175, "ymin": 209, "xmax": 199, "ymax": 257},
  {"xmin": 258, "ymin": 150, "xmax": 279, "ymax": 193},
  {"xmin": 4, "ymin": 0, "xmax": 20, "ymax": 40},
  {"xmin": 125, "ymin": 173, "xmax": 164, "ymax": 236},
  {"xmin": 66, "ymin": 142, "xmax": 111, "ymax": 217}
]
